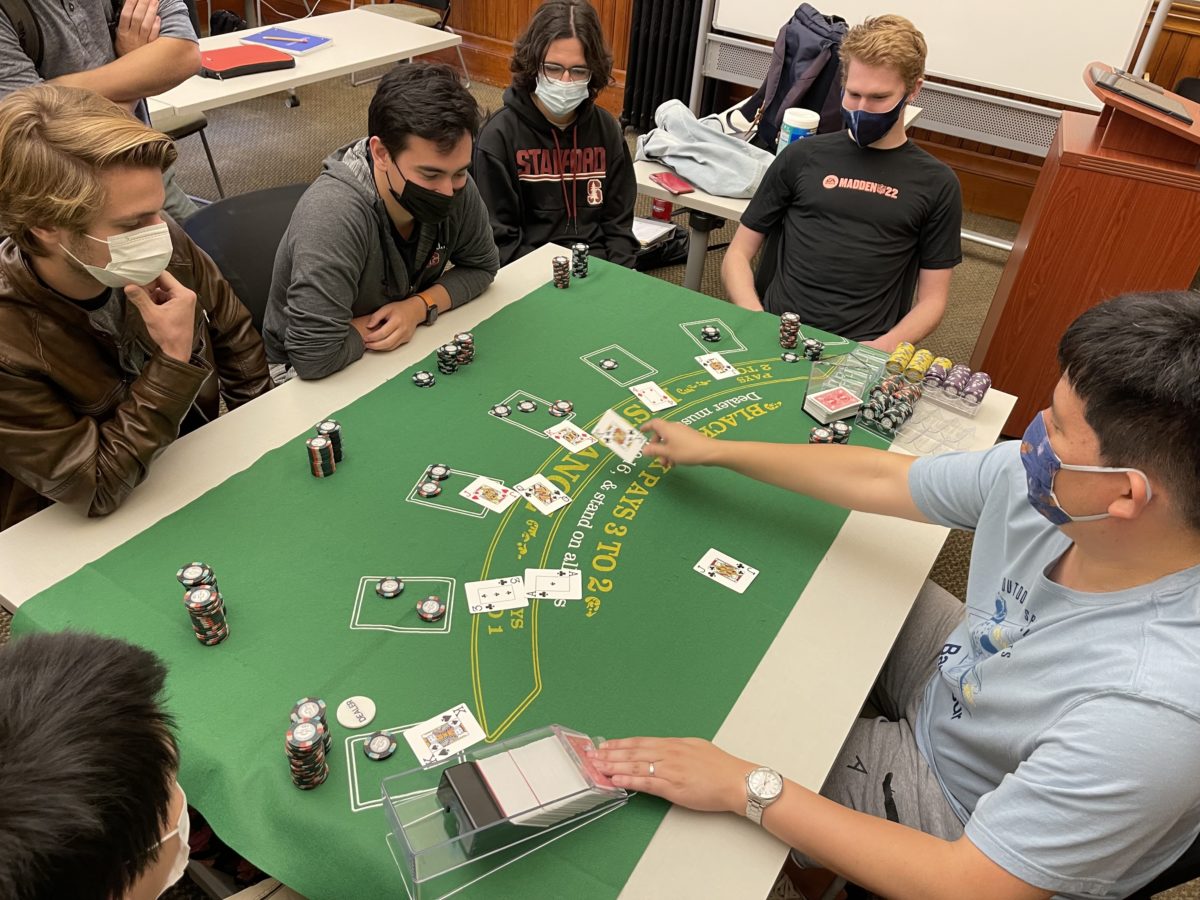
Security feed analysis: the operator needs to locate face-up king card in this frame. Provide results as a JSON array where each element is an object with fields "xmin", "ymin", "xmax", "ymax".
[
  {"xmin": 693, "ymin": 547, "xmax": 760, "ymax": 594},
  {"xmin": 695, "ymin": 352, "xmax": 739, "ymax": 380},
  {"xmin": 544, "ymin": 421, "xmax": 598, "ymax": 452},
  {"xmin": 403, "ymin": 703, "xmax": 485, "ymax": 767},
  {"xmin": 459, "ymin": 476, "xmax": 519, "ymax": 513},
  {"xmin": 629, "ymin": 380, "xmax": 677, "ymax": 412},
  {"xmin": 514, "ymin": 474, "xmax": 572, "ymax": 515},
  {"xmin": 465, "ymin": 576, "xmax": 528, "ymax": 614},
  {"xmin": 592, "ymin": 409, "xmax": 648, "ymax": 464},
  {"xmin": 524, "ymin": 568, "xmax": 583, "ymax": 600}
]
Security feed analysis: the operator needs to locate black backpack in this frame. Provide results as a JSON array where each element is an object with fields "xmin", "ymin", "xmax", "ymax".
[
  {"xmin": 739, "ymin": 4, "xmax": 848, "ymax": 152},
  {"xmin": 0, "ymin": 0, "xmax": 42, "ymax": 67}
]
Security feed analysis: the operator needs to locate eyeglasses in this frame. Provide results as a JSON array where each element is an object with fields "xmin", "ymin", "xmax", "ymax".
[{"xmin": 541, "ymin": 62, "xmax": 591, "ymax": 83}]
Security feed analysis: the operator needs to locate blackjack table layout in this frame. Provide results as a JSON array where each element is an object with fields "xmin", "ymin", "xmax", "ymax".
[{"xmin": 7, "ymin": 246, "xmax": 1013, "ymax": 900}]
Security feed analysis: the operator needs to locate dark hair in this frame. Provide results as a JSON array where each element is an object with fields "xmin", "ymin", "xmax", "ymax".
[
  {"xmin": 368, "ymin": 62, "xmax": 480, "ymax": 157},
  {"xmin": 510, "ymin": 0, "xmax": 614, "ymax": 99},
  {"xmin": 0, "ymin": 631, "xmax": 179, "ymax": 900},
  {"xmin": 1058, "ymin": 290, "xmax": 1200, "ymax": 530}
]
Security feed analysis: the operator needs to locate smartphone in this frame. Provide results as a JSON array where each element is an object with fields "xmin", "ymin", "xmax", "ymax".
[{"xmin": 649, "ymin": 171, "xmax": 695, "ymax": 195}]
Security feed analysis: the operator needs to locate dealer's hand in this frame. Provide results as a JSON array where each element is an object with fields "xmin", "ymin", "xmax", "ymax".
[
  {"xmin": 354, "ymin": 298, "xmax": 424, "ymax": 352},
  {"xmin": 641, "ymin": 418, "xmax": 719, "ymax": 468},
  {"xmin": 114, "ymin": 0, "xmax": 161, "ymax": 56},
  {"xmin": 589, "ymin": 737, "xmax": 755, "ymax": 815},
  {"xmin": 125, "ymin": 271, "xmax": 196, "ymax": 363}
]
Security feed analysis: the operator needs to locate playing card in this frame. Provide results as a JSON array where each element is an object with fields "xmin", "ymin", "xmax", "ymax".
[
  {"xmin": 403, "ymin": 703, "xmax": 485, "ymax": 767},
  {"xmin": 695, "ymin": 352, "xmax": 739, "ymax": 380},
  {"xmin": 693, "ymin": 547, "xmax": 760, "ymax": 594},
  {"xmin": 562, "ymin": 731, "xmax": 616, "ymax": 789},
  {"xmin": 459, "ymin": 476, "xmax": 518, "ymax": 513},
  {"xmin": 524, "ymin": 568, "xmax": 583, "ymax": 600},
  {"xmin": 514, "ymin": 474, "xmax": 572, "ymax": 514},
  {"xmin": 592, "ymin": 409, "xmax": 648, "ymax": 464},
  {"xmin": 465, "ymin": 576, "xmax": 528, "ymax": 614},
  {"xmin": 629, "ymin": 380, "xmax": 677, "ymax": 412},
  {"xmin": 544, "ymin": 421, "xmax": 598, "ymax": 452}
]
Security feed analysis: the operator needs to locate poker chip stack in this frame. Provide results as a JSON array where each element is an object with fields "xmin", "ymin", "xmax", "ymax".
[
  {"xmin": 885, "ymin": 342, "xmax": 916, "ymax": 375},
  {"xmin": 436, "ymin": 343, "xmax": 460, "ymax": 376},
  {"xmin": 177, "ymin": 560, "xmax": 228, "ymax": 645},
  {"xmin": 548, "ymin": 399, "xmax": 574, "ymax": 418},
  {"xmin": 416, "ymin": 462, "xmax": 451, "ymax": 498},
  {"xmin": 412, "ymin": 370, "xmax": 436, "ymax": 388},
  {"xmin": 285, "ymin": 718, "xmax": 329, "ymax": 790},
  {"xmin": 903, "ymin": 349, "xmax": 934, "ymax": 383},
  {"xmin": 923, "ymin": 357, "xmax": 953, "ymax": 388},
  {"xmin": 700, "ymin": 325, "xmax": 721, "ymax": 343},
  {"xmin": 453, "ymin": 332, "xmax": 475, "ymax": 366},
  {"xmin": 306, "ymin": 435, "xmax": 337, "ymax": 478},
  {"xmin": 941, "ymin": 364, "xmax": 972, "ymax": 398},
  {"xmin": 315, "ymin": 419, "xmax": 343, "ymax": 463},
  {"xmin": 863, "ymin": 373, "xmax": 922, "ymax": 434},
  {"xmin": 830, "ymin": 421, "xmax": 853, "ymax": 444},
  {"xmin": 779, "ymin": 312, "xmax": 801, "ymax": 349},
  {"xmin": 552, "ymin": 255, "xmax": 571, "ymax": 289},
  {"xmin": 802, "ymin": 338, "xmax": 824, "ymax": 362},
  {"xmin": 962, "ymin": 371, "xmax": 992, "ymax": 406},
  {"xmin": 290, "ymin": 698, "xmax": 333, "ymax": 756},
  {"xmin": 809, "ymin": 426, "xmax": 835, "ymax": 444},
  {"xmin": 571, "ymin": 243, "xmax": 589, "ymax": 279}
]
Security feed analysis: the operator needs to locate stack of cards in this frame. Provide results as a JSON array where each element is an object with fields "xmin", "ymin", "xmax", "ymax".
[{"xmin": 804, "ymin": 386, "xmax": 863, "ymax": 424}]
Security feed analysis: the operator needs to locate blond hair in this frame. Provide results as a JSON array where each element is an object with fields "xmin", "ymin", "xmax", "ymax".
[
  {"xmin": 0, "ymin": 85, "xmax": 177, "ymax": 256},
  {"xmin": 840, "ymin": 15, "xmax": 927, "ymax": 93}
]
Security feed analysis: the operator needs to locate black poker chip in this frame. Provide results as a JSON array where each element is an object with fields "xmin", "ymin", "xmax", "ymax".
[
  {"xmin": 412, "ymin": 371, "xmax": 436, "ymax": 387},
  {"xmin": 417, "ymin": 481, "xmax": 441, "ymax": 498},
  {"xmin": 490, "ymin": 403, "xmax": 512, "ymax": 418},
  {"xmin": 416, "ymin": 596, "xmax": 446, "ymax": 622},
  {"xmin": 376, "ymin": 578, "xmax": 405, "ymax": 599},
  {"xmin": 363, "ymin": 731, "xmax": 397, "ymax": 761},
  {"xmin": 780, "ymin": 351, "xmax": 800, "ymax": 363},
  {"xmin": 599, "ymin": 358, "xmax": 619, "ymax": 371},
  {"xmin": 516, "ymin": 399, "xmax": 538, "ymax": 414},
  {"xmin": 427, "ymin": 464, "xmax": 451, "ymax": 481}
]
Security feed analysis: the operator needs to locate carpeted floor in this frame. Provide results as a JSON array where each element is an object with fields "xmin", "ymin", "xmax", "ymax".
[{"xmin": 3, "ymin": 72, "xmax": 1195, "ymax": 899}]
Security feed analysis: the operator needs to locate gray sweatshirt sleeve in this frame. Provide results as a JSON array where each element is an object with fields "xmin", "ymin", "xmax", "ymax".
[
  {"xmin": 280, "ymin": 187, "xmax": 370, "ymax": 380},
  {"xmin": 439, "ymin": 178, "xmax": 500, "ymax": 308}
]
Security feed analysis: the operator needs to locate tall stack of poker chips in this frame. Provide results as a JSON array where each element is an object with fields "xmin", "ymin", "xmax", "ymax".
[
  {"xmin": 552, "ymin": 255, "xmax": 570, "ymax": 289},
  {"xmin": 885, "ymin": 342, "xmax": 916, "ymax": 375},
  {"xmin": 176, "ymin": 562, "xmax": 229, "ymax": 646},
  {"xmin": 315, "ymin": 419, "xmax": 343, "ymax": 462},
  {"xmin": 962, "ymin": 371, "xmax": 992, "ymax": 406},
  {"xmin": 863, "ymin": 373, "xmax": 922, "ymax": 434},
  {"xmin": 285, "ymin": 718, "xmax": 329, "ymax": 790},
  {"xmin": 306, "ymin": 435, "xmax": 336, "ymax": 477},
  {"xmin": 290, "ymin": 698, "xmax": 333, "ymax": 756},
  {"xmin": 802, "ymin": 338, "xmax": 824, "ymax": 361},
  {"xmin": 436, "ymin": 343, "xmax": 460, "ymax": 375},
  {"xmin": 700, "ymin": 325, "xmax": 721, "ymax": 343},
  {"xmin": 941, "ymin": 364, "xmax": 972, "ymax": 398},
  {"xmin": 903, "ymin": 349, "xmax": 934, "ymax": 383},
  {"xmin": 571, "ymin": 243, "xmax": 589, "ymax": 279},
  {"xmin": 453, "ymin": 332, "xmax": 475, "ymax": 365},
  {"xmin": 779, "ymin": 312, "xmax": 800, "ymax": 349}
]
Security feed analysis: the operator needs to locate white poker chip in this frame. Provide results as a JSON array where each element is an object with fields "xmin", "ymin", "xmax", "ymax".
[{"xmin": 336, "ymin": 695, "xmax": 377, "ymax": 730}]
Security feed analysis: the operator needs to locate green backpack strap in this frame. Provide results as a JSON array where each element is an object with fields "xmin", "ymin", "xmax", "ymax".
[{"xmin": 0, "ymin": 0, "xmax": 41, "ymax": 70}]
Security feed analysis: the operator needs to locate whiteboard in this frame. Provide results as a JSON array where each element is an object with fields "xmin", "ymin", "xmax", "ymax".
[{"xmin": 710, "ymin": 1, "xmax": 1152, "ymax": 109}]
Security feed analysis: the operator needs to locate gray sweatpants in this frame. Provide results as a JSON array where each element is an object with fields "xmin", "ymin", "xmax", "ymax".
[{"xmin": 793, "ymin": 580, "xmax": 966, "ymax": 866}]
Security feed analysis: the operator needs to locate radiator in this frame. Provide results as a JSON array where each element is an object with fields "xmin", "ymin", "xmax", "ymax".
[{"xmin": 622, "ymin": 0, "xmax": 704, "ymax": 132}]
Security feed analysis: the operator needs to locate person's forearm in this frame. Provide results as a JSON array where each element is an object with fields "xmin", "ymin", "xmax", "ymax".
[
  {"xmin": 706, "ymin": 440, "xmax": 926, "ymax": 521},
  {"xmin": 438, "ymin": 266, "xmax": 494, "ymax": 309},
  {"xmin": 871, "ymin": 298, "xmax": 946, "ymax": 350},
  {"xmin": 51, "ymin": 38, "xmax": 198, "ymax": 103},
  {"xmin": 721, "ymin": 249, "xmax": 765, "ymax": 311}
]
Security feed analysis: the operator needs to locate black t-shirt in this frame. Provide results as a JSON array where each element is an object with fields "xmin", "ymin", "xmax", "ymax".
[{"xmin": 741, "ymin": 132, "xmax": 962, "ymax": 341}]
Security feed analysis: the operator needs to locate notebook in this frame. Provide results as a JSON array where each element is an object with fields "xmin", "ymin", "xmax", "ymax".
[
  {"xmin": 199, "ymin": 45, "xmax": 296, "ymax": 80},
  {"xmin": 239, "ymin": 27, "xmax": 332, "ymax": 56}
]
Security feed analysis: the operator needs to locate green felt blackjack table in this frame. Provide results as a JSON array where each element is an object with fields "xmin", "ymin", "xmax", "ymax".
[{"xmin": 4, "ymin": 246, "xmax": 1014, "ymax": 900}]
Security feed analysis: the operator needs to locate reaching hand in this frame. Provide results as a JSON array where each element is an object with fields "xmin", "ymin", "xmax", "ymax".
[
  {"xmin": 589, "ymin": 737, "xmax": 754, "ymax": 815},
  {"xmin": 124, "ymin": 270, "xmax": 196, "ymax": 363},
  {"xmin": 114, "ymin": 0, "xmax": 161, "ymax": 57},
  {"xmin": 641, "ymin": 418, "xmax": 720, "ymax": 468}
]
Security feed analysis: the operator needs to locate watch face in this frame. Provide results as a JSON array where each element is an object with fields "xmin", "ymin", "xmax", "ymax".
[{"xmin": 748, "ymin": 767, "xmax": 783, "ymax": 801}]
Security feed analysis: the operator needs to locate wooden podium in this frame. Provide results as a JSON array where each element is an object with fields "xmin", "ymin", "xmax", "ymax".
[{"xmin": 971, "ymin": 63, "xmax": 1200, "ymax": 435}]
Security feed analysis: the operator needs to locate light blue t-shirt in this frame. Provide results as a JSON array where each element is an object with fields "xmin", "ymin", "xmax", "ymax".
[{"xmin": 909, "ymin": 441, "xmax": 1200, "ymax": 899}]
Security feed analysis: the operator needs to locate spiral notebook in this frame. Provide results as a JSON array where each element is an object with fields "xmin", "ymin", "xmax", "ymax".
[{"xmin": 239, "ymin": 27, "xmax": 332, "ymax": 56}]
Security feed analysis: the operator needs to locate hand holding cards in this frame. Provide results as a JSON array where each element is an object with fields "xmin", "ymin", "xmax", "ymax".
[{"xmin": 593, "ymin": 410, "xmax": 648, "ymax": 463}]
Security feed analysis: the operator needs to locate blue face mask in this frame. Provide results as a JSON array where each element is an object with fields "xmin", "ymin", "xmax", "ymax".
[
  {"xmin": 841, "ymin": 93, "xmax": 907, "ymax": 147},
  {"xmin": 1019, "ymin": 411, "xmax": 1151, "ymax": 526}
]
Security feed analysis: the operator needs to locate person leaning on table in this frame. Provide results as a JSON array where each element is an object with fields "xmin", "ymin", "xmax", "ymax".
[{"xmin": 0, "ymin": 85, "xmax": 271, "ymax": 532}]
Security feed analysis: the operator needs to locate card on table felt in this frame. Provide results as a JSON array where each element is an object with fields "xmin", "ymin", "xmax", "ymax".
[
  {"xmin": 464, "ymin": 576, "xmax": 528, "ymax": 614},
  {"xmin": 629, "ymin": 380, "xmax": 677, "ymax": 412},
  {"xmin": 544, "ymin": 421, "xmax": 598, "ymax": 452},
  {"xmin": 459, "ymin": 476, "xmax": 518, "ymax": 513},
  {"xmin": 695, "ymin": 352, "xmax": 739, "ymax": 380},
  {"xmin": 693, "ymin": 547, "xmax": 760, "ymax": 594},
  {"xmin": 403, "ymin": 703, "xmax": 485, "ymax": 767},
  {"xmin": 514, "ymin": 474, "xmax": 572, "ymax": 514},
  {"xmin": 524, "ymin": 568, "xmax": 583, "ymax": 600},
  {"xmin": 592, "ymin": 409, "xmax": 648, "ymax": 464}
]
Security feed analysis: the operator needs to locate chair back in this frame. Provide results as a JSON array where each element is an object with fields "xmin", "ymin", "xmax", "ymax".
[
  {"xmin": 407, "ymin": 0, "xmax": 451, "ymax": 25},
  {"xmin": 182, "ymin": 183, "xmax": 308, "ymax": 335},
  {"xmin": 1174, "ymin": 76, "xmax": 1200, "ymax": 104},
  {"xmin": 1125, "ymin": 830, "xmax": 1200, "ymax": 899}
]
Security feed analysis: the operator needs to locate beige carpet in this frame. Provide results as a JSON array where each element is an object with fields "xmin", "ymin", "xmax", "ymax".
[{"xmin": 3, "ymin": 73, "xmax": 1195, "ymax": 899}]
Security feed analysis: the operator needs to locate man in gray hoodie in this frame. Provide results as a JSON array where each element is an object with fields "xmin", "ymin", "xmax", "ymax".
[{"xmin": 264, "ymin": 63, "xmax": 499, "ymax": 380}]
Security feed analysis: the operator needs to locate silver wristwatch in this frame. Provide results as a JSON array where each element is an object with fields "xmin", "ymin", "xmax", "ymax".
[{"xmin": 745, "ymin": 766, "xmax": 784, "ymax": 825}]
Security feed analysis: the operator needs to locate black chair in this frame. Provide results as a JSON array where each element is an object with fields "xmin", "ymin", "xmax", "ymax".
[
  {"xmin": 1174, "ymin": 76, "xmax": 1200, "ymax": 104},
  {"xmin": 1126, "ymin": 831, "xmax": 1200, "ymax": 899},
  {"xmin": 182, "ymin": 183, "xmax": 308, "ymax": 335}
]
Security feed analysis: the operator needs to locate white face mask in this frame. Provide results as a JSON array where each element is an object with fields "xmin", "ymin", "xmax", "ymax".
[
  {"xmin": 60, "ymin": 222, "xmax": 173, "ymax": 289},
  {"xmin": 535, "ymin": 73, "xmax": 590, "ymax": 118},
  {"xmin": 154, "ymin": 782, "xmax": 190, "ymax": 897}
]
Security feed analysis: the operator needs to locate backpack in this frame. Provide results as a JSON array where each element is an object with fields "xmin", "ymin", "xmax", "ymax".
[{"xmin": 737, "ymin": 4, "xmax": 848, "ymax": 152}]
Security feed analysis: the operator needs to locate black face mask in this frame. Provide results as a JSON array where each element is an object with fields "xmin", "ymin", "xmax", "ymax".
[{"xmin": 383, "ymin": 162, "xmax": 456, "ymax": 225}]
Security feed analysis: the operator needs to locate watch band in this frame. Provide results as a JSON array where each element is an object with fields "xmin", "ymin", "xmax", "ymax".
[
  {"xmin": 746, "ymin": 797, "xmax": 767, "ymax": 825},
  {"xmin": 416, "ymin": 292, "xmax": 437, "ymax": 326}
]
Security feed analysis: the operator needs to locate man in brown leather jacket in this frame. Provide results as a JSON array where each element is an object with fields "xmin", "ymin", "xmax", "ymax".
[{"xmin": 0, "ymin": 85, "xmax": 271, "ymax": 531}]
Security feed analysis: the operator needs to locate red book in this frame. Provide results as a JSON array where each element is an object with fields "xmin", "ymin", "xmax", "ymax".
[{"xmin": 200, "ymin": 45, "xmax": 296, "ymax": 80}]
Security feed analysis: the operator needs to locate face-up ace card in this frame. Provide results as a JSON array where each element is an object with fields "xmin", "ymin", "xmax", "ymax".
[
  {"xmin": 465, "ymin": 576, "xmax": 528, "ymax": 614},
  {"xmin": 514, "ymin": 474, "xmax": 572, "ymax": 514},
  {"xmin": 695, "ymin": 352, "xmax": 739, "ymax": 380},
  {"xmin": 403, "ymin": 703, "xmax": 485, "ymax": 767},
  {"xmin": 544, "ymin": 421, "xmax": 598, "ymax": 452},
  {"xmin": 693, "ymin": 547, "xmax": 760, "ymax": 594},
  {"xmin": 524, "ymin": 568, "xmax": 583, "ymax": 600},
  {"xmin": 629, "ymin": 380, "xmax": 677, "ymax": 412},
  {"xmin": 459, "ymin": 476, "xmax": 519, "ymax": 513},
  {"xmin": 592, "ymin": 409, "xmax": 648, "ymax": 464}
]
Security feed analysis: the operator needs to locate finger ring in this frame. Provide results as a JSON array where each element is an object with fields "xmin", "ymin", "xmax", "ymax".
[{"xmin": 648, "ymin": 761, "xmax": 656, "ymax": 777}]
